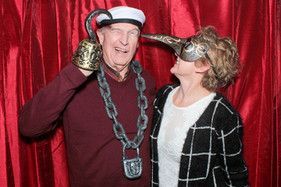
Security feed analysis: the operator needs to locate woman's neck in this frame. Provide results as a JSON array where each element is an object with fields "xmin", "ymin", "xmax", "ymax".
[{"xmin": 173, "ymin": 81, "xmax": 212, "ymax": 107}]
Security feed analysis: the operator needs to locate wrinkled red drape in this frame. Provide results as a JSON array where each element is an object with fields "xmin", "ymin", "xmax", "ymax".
[{"xmin": 0, "ymin": 0, "xmax": 280, "ymax": 186}]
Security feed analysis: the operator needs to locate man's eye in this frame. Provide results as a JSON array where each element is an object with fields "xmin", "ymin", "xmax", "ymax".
[
  {"xmin": 129, "ymin": 30, "xmax": 139, "ymax": 36},
  {"xmin": 111, "ymin": 28, "xmax": 122, "ymax": 33}
]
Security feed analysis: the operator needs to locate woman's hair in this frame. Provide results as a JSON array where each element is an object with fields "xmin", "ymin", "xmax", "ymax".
[{"xmin": 192, "ymin": 26, "xmax": 240, "ymax": 91}]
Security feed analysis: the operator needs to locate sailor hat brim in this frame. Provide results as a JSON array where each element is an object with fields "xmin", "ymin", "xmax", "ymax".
[{"xmin": 96, "ymin": 6, "xmax": 146, "ymax": 28}]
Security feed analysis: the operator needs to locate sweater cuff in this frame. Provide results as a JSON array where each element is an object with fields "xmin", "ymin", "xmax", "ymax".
[{"xmin": 61, "ymin": 63, "xmax": 88, "ymax": 88}]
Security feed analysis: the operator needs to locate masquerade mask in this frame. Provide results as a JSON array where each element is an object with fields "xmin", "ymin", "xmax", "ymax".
[{"xmin": 141, "ymin": 34, "xmax": 209, "ymax": 62}]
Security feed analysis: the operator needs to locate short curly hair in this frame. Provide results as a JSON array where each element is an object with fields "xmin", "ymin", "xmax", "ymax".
[{"xmin": 192, "ymin": 26, "xmax": 240, "ymax": 91}]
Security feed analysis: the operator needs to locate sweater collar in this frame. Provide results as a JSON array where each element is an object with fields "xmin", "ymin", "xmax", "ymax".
[{"xmin": 101, "ymin": 62, "xmax": 130, "ymax": 82}]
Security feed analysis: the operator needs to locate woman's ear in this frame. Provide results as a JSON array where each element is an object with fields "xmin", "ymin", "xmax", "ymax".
[{"xmin": 194, "ymin": 60, "xmax": 211, "ymax": 73}]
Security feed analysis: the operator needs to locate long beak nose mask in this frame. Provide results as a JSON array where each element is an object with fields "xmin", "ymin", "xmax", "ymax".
[{"xmin": 141, "ymin": 34, "xmax": 209, "ymax": 62}]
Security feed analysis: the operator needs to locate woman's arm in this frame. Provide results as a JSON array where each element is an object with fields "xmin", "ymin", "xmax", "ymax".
[{"xmin": 218, "ymin": 114, "xmax": 249, "ymax": 186}]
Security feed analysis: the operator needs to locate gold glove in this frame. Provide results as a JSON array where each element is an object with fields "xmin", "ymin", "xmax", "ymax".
[{"xmin": 72, "ymin": 39, "xmax": 102, "ymax": 71}]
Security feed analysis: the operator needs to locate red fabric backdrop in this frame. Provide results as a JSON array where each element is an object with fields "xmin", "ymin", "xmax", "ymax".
[{"xmin": 0, "ymin": 0, "xmax": 280, "ymax": 186}]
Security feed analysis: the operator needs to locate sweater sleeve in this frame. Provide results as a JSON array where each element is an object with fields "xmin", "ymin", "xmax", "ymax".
[
  {"xmin": 218, "ymin": 114, "xmax": 249, "ymax": 187},
  {"xmin": 19, "ymin": 63, "xmax": 88, "ymax": 137}
]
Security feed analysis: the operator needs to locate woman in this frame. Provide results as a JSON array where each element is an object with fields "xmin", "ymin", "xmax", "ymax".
[{"xmin": 143, "ymin": 26, "xmax": 248, "ymax": 186}]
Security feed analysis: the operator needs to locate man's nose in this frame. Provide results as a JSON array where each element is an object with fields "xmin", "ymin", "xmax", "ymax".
[{"xmin": 119, "ymin": 33, "xmax": 129, "ymax": 46}]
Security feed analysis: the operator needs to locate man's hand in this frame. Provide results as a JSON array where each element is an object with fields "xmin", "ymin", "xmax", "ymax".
[{"xmin": 72, "ymin": 39, "xmax": 102, "ymax": 74}]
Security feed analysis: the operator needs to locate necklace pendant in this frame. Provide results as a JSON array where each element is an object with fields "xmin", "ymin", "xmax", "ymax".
[
  {"xmin": 122, "ymin": 147, "xmax": 142, "ymax": 179},
  {"xmin": 123, "ymin": 157, "xmax": 142, "ymax": 179}
]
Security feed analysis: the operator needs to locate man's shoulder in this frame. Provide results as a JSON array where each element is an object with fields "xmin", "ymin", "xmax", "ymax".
[
  {"xmin": 140, "ymin": 69, "xmax": 156, "ymax": 89},
  {"xmin": 142, "ymin": 69, "xmax": 154, "ymax": 79}
]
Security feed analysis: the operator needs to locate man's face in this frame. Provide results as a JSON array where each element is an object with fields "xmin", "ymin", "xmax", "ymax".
[{"xmin": 97, "ymin": 23, "xmax": 140, "ymax": 73}]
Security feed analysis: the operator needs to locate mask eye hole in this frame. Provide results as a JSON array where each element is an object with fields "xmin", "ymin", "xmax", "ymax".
[
  {"xmin": 197, "ymin": 44, "xmax": 209, "ymax": 54},
  {"xmin": 181, "ymin": 41, "xmax": 193, "ymax": 54},
  {"xmin": 181, "ymin": 37, "xmax": 192, "ymax": 51}
]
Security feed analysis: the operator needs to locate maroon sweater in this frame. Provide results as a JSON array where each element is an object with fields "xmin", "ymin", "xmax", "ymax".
[{"xmin": 19, "ymin": 63, "xmax": 156, "ymax": 187}]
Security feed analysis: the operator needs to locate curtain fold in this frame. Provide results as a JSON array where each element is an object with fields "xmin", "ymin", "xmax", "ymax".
[{"xmin": 0, "ymin": 0, "xmax": 280, "ymax": 186}]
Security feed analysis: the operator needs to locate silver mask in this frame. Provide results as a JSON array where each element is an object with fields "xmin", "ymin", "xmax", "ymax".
[{"xmin": 141, "ymin": 34, "xmax": 209, "ymax": 62}]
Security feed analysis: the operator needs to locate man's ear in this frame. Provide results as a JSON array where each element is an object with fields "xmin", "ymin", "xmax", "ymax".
[
  {"xmin": 96, "ymin": 29, "xmax": 104, "ymax": 44},
  {"xmin": 194, "ymin": 61, "xmax": 211, "ymax": 73}
]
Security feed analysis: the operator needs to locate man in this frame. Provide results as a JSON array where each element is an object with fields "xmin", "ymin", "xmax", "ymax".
[{"xmin": 19, "ymin": 6, "xmax": 155, "ymax": 186}]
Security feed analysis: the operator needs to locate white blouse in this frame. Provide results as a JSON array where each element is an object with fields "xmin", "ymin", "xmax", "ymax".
[{"xmin": 158, "ymin": 86, "xmax": 215, "ymax": 187}]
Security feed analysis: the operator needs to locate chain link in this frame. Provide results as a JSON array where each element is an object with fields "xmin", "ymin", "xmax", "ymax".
[{"xmin": 97, "ymin": 61, "xmax": 148, "ymax": 149}]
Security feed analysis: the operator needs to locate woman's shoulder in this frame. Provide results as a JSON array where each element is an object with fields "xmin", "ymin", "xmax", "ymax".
[
  {"xmin": 156, "ymin": 84, "xmax": 177, "ymax": 98},
  {"xmin": 212, "ymin": 92, "xmax": 242, "ymax": 121}
]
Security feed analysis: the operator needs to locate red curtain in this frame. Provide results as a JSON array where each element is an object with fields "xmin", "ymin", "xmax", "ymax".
[{"xmin": 1, "ymin": 0, "xmax": 280, "ymax": 186}]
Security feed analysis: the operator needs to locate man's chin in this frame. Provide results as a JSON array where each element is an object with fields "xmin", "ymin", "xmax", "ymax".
[{"xmin": 112, "ymin": 62, "xmax": 130, "ymax": 71}]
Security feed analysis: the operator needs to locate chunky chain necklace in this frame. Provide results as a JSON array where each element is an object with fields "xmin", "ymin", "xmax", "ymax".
[{"xmin": 97, "ymin": 61, "xmax": 148, "ymax": 179}]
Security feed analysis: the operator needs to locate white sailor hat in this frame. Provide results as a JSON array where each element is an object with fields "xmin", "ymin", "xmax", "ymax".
[{"xmin": 96, "ymin": 6, "xmax": 146, "ymax": 28}]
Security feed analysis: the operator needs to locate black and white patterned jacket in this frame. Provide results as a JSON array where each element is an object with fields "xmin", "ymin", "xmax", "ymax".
[{"xmin": 151, "ymin": 85, "xmax": 248, "ymax": 187}]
